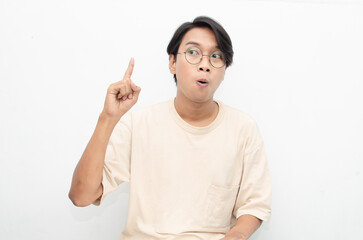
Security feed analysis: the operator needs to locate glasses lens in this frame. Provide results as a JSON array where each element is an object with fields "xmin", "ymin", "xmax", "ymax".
[
  {"xmin": 185, "ymin": 47, "xmax": 202, "ymax": 64},
  {"xmin": 210, "ymin": 51, "xmax": 225, "ymax": 68}
]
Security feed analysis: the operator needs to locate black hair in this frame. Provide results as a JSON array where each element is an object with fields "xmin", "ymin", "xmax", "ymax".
[{"xmin": 167, "ymin": 16, "xmax": 234, "ymax": 84}]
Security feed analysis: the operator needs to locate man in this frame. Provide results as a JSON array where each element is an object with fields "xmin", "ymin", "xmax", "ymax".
[{"xmin": 69, "ymin": 16, "xmax": 271, "ymax": 240}]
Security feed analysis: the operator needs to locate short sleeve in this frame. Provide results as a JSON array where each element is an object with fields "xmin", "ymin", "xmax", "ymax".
[
  {"xmin": 93, "ymin": 113, "xmax": 132, "ymax": 206},
  {"xmin": 232, "ymin": 123, "xmax": 272, "ymax": 221}
]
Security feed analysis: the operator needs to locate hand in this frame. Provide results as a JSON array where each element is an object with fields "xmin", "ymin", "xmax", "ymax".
[
  {"xmin": 219, "ymin": 231, "xmax": 247, "ymax": 240},
  {"xmin": 101, "ymin": 58, "xmax": 141, "ymax": 122}
]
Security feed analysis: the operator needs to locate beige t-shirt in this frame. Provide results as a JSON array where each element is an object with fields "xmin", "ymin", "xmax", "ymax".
[{"xmin": 94, "ymin": 99, "xmax": 271, "ymax": 240}]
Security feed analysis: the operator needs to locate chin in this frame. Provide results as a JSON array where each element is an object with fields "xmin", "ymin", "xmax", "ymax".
[
  {"xmin": 177, "ymin": 88, "xmax": 214, "ymax": 104},
  {"xmin": 189, "ymin": 95, "xmax": 213, "ymax": 104}
]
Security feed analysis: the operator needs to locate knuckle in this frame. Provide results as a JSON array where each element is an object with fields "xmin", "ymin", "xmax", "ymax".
[
  {"xmin": 124, "ymin": 78, "xmax": 131, "ymax": 84},
  {"xmin": 108, "ymin": 83, "xmax": 115, "ymax": 89}
]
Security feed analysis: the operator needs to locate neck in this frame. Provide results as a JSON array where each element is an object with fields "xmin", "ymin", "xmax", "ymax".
[{"xmin": 174, "ymin": 95, "xmax": 219, "ymax": 127}]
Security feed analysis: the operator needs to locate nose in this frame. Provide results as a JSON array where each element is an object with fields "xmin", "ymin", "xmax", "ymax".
[{"xmin": 198, "ymin": 55, "xmax": 211, "ymax": 72}]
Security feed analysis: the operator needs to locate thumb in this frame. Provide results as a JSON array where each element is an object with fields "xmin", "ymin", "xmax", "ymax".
[{"xmin": 130, "ymin": 81, "xmax": 141, "ymax": 93}]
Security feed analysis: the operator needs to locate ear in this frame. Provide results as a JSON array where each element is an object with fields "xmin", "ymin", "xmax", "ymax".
[{"xmin": 169, "ymin": 54, "xmax": 176, "ymax": 74}]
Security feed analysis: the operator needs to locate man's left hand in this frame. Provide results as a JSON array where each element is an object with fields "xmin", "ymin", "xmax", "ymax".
[{"xmin": 219, "ymin": 231, "xmax": 246, "ymax": 240}]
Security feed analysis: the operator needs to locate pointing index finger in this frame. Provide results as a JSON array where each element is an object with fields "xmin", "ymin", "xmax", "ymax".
[{"xmin": 124, "ymin": 57, "xmax": 135, "ymax": 79}]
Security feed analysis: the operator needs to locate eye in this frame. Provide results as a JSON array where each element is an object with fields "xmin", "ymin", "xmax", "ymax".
[
  {"xmin": 211, "ymin": 51, "xmax": 223, "ymax": 59},
  {"xmin": 186, "ymin": 48, "xmax": 200, "ymax": 56}
]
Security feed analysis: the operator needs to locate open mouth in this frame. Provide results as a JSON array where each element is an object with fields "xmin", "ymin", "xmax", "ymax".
[{"xmin": 197, "ymin": 79, "xmax": 209, "ymax": 87}]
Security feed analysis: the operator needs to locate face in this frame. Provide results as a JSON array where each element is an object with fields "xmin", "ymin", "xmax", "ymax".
[{"xmin": 169, "ymin": 27, "xmax": 226, "ymax": 104}]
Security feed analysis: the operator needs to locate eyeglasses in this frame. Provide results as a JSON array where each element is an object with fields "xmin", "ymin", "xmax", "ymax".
[{"xmin": 177, "ymin": 46, "xmax": 226, "ymax": 68}]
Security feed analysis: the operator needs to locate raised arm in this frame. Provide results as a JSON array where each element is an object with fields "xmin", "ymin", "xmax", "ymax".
[{"xmin": 68, "ymin": 58, "xmax": 141, "ymax": 207}]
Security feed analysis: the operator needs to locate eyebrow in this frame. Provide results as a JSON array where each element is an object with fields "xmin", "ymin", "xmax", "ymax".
[{"xmin": 185, "ymin": 41, "xmax": 220, "ymax": 49}]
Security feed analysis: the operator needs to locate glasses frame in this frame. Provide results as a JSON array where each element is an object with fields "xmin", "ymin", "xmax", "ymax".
[{"xmin": 177, "ymin": 46, "xmax": 226, "ymax": 69}]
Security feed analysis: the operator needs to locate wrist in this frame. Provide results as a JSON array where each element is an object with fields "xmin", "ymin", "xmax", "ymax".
[
  {"xmin": 99, "ymin": 111, "xmax": 120, "ymax": 125},
  {"xmin": 98, "ymin": 112, "xmax": 119, "ymax": 133}
]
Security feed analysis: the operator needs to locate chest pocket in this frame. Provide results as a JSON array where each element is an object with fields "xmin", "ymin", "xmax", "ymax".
[{"xmin": 202, "ymin": 184, "xmax": 240, "ymax": 229}]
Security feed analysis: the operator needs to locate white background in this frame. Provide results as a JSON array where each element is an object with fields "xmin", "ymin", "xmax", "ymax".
[{"xmin": 1, "ymin": 0, "xmax": 362, "ymax": 239}]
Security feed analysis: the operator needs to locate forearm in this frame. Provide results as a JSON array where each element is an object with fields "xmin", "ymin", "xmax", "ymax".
[
  {"xmin": 68, "ymin": 113, "xmax": 118, "ymax": 206},
  {"xmin": 225, "ymin": 214, "xmax": 262, "ymax": 240}
]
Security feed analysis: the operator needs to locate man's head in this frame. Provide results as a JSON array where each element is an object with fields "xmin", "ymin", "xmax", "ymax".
[{"xmin": 167, "ymin": 16, "xmax": 234, "ymax": 84}]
